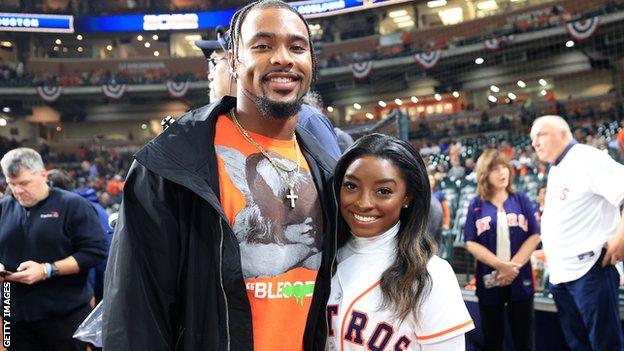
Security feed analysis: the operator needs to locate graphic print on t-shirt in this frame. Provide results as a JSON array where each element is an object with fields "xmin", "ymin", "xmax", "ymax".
[
  {"xmin": 216, "ymin": 145, "xmax": 323, "ymax": 279},
  {"xmin": 215, "ymin": 114, "xmax": 324, "ymax": 350}
]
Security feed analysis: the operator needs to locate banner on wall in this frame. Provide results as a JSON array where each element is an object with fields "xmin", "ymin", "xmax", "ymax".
[
  {"xmin": 0, "ymin": 12, "xmax": 73, "ymax": 33},
  {"xmin": 292, "ymin": 0, "xmax": 413, "ymax": 19},
  {"xmin": 350, "ymin": 61, "xmax": 373, "ymax": 79},
  {"xmin": 166, "ymin": 80, "xmax": 190, "ymax": 98},
  {"xmin": 566, "ymin": 16, "xmax": 600, "ymax": 41},
  {"xmin": 102, "ymin": 82, "xmax": 128, "ymax": 100},
  {"xmin": 36, "ymin": 86, "xmax": 62, "ymax": 102},
  {"xmin": 414, "ymin": 50, "xmax": 441, "ymax": 70}
]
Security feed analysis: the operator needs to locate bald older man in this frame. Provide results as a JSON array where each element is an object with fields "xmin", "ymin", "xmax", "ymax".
[{"xmin": 531, "ymin": 115, "xmax": 624, "ymax": 351}]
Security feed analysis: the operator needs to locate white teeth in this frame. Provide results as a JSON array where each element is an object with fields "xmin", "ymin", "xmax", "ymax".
[
  {"xmin": 354, "ymin": 214, "xmax": 377, "ymax": 222},
  {"xmin": 269, "ymin": 77, "xmax": 294, "ymax": 83}
]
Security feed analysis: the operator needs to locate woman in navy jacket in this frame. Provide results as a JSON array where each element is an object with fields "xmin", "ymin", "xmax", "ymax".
[{"xmin": 464, "ymin": 149, "xmax": 541, "ymax": 351}]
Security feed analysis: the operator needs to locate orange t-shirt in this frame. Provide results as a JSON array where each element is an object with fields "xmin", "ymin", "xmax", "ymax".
[{"xmin": 214, "ymin": 115, "xmax": 324, "ymax": 350}]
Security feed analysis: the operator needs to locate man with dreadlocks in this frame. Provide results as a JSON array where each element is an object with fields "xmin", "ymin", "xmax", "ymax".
[{"xmin": 102, "ymin": 1, "xmax": 337, "ymax": 350}]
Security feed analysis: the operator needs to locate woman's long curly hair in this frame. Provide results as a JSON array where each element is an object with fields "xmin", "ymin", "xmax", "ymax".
[{"xmin": 334, "ymin": 133, "xmax": 434, "ymax": 323}]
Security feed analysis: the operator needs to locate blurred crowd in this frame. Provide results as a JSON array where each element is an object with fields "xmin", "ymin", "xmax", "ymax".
[
  {"xmin": 0, "ymin": 61, "xmax": 203, "ymax": 87},
  {"xmin": 318, "ymin": 2, "xmax": 624, "ymax": 69}
]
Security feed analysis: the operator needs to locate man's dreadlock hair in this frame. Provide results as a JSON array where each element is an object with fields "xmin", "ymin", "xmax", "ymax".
[{"xmin": 228, "ymin": 0, "xmax": 318, "ymax": 82}]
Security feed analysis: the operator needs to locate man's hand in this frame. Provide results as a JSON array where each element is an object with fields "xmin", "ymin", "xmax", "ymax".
[
  {"xmin": 6, "ymin": 261, "xmax": 46, "ymax": 285},
  {"xmin": 603, "ymin": 234, "xmax": 624, "ymax": 267}
]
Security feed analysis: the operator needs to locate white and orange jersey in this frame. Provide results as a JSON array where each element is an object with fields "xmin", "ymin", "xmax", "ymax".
[{"xmin": 326, "ymin": 223, "xmax": 474, "ymax": 351}]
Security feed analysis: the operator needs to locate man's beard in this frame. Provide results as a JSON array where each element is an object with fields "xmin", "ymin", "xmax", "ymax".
[{"xmin": 255, "ymin": 95, "xmax": 304, "ymax": 120}]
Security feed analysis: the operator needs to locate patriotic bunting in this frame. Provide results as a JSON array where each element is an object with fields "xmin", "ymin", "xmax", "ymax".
[
  {"xmin": 102, "ymin": 81, "xmax": 128, "ymax": 100},
  {"xmin": 36, "ymin": 85, "xmax": 62, "ymax": 103},
  {"xmin": 350, "ymin": 61, "xmax": 373, "ymax": 79},
  {"xmin": 566, "ymin": 16, "xmax": 600, "ymax": 41},
  {"xmin": 166, "ymin": 80, "xmax": 190, "ymax": 98},
  {"xmin": 414, "ymin": 50, "xmax": 441, "ymax": 70}
]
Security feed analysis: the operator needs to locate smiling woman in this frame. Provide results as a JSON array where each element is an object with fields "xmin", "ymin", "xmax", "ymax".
[{"xmin": 328, "ymin": 133, "xmax": 474, "ymax": 350}]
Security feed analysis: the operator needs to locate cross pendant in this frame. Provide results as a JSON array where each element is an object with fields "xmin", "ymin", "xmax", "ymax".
[{"xmin": 286, "ymin": 186, "xmax": 298, "ymax": 209}]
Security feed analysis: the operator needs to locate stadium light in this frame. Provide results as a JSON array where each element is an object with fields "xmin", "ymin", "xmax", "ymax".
[
  {"xmin": 2, "ymin": 107, "xmax": 10, "ymax": 113},
  {"xmin": 153, "ymin": 34, "xmax": 159, "ymax": 41},
  {"xmin": 434, "ymin": 93, "xmax": 442, "ymax": 101},
  {"xmin": 539, "ymin": 79, "xmax": 547, "ymax": 86},
  {"xmin": 53, "ymin": 46, "xmax": 59, "ymax": 51},
  {"xmin": 141, "ymin": 123, "xmax": 148, "ymax": 130},
  {"xmin": 475, "ymin": 57, "xmax": 484, "ymax": 64},
  {"xmin": 394, "ymin": 98, "xmax": 403, "ymax": 105},
  {"xmin": 77, "ymin": 46, "xmax": 83, "ymax": 52},
  {"xmin": 488, "ymin": 95, "xmax": 497, "ymax": 103},
  {"xmin": 393, "ymin": 15, "xmax": 412, "ymax": 23},
  {"xmin": 0, "ymin": 118, "xmax": 7, "ymax": 127},
  {"xmin": 389, "ymin": 10, "xmax": 408, "ymax": 18},
  {"xmin": 411, "ymin": 96, "xmax": 419, "ymax": 103},
  {"xmin": 137, "ymin": 35, "xmax": 144, "ymax": 41},
  {"xmin": 452, "ymin": 91, "xmax": 460, "ymax": 98},
  {"xmin": 439, "ymin": 7, "xmax": 463, "ymax": 26},
  {"xmin": 540, "ymin": 90, "xmax": 547, "ymax": 96},
  {"xmin": 490, "ymin": 85, "xmax": 500, "ymax": 93},
  {"xmin": 508, "ymin": 92, "xmax": 517, "ymax": 100},
  {"xmin": 517, "ymin": 80, "xmax": 526, "ymax": 88},
  {"xmin": 144, "ymin": 42, "xmax": 151, "ymax": 48},
  {"xmin": 55, "ymin": 126, "xmax": 62, "ymax": 132},
  {"xmin": 378, "ymin": 100, "xmax": 387, "ymax": 107},
  {"xmin": 62, "ymin": 47, "xmax": 68, "ymax": 53},
  {"xmin": 366, "ymin": 113, "xmax": 374, "ymax": 119},
  {"xmin": 106, "ymin": 45, "xmax": 113, "ymax": 51},
  {"xmin": 477, "ymin": 0, "xmax": 498, "ymax": 11},
  {"xmin": 566, "ymin": 40, "xmax": 574, "ymax": 48},
  {"xmin": 353, "ymin": 103, "xmax": 362, "ymax": 110},
  {"xmin": 0, "ymin": 41, "xmax": 12, "ymax": 48},
  {"xmin": 55, "ymin": 39, "xmax": 61, "ymax": 45},
  {"xmin": 153, "ymin": 51, "xmax": 160, "ymax": 57},
  {"xmin": 327, "ymin": 106, "xmax": 334, "ymax": 112},
  {"xmin": 397, "ymin": 21, "xmax": 415, "ymax": 28},
  {"xmin": 427, "ymin": 0, "xmax": 447, "ymax": 8}
]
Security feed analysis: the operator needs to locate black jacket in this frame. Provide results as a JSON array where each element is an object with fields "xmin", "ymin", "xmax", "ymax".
[{"xmin": 102, "ymin": 97, "xmax": 338, "ymax": 351}]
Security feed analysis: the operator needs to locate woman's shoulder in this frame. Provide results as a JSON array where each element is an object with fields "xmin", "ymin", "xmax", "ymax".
[{"xmin": 426, "ymin": 255, "xmax": 456, "ymax": 281}]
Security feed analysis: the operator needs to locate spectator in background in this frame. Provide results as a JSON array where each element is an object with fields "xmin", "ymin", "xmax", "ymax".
[
  {"xmin": 48, "ymin": 169, "xmax": 112, "ymax": 303},
  {"xmin": 429, "ymin": 174, "xmax": 451, "ymax": 232},
  {"xmin": 106, "ymin": 174, "xmax": 124, "ymax": 198},
  {"xmin": 464, "ymin": 149, "xmax": 541, "ymax": 351},
  {"xmin": 531, "ymin": 115, "xmax": 624, "ymax": 350},
  {"xmin": 0, "ymin": 148, "xmax": 107, "ymax": 351},
  {"xmin": 447, "ymin": 156, "xmax": 466, "ymax": 179},
  {"xmin": 433, "ymin": 163, "xmax": 447, "ymax": 181}
]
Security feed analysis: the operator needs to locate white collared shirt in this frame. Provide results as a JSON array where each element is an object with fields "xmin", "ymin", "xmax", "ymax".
[{"xmin": 541, "ymin": 144, "xmax": 624, "ymax": 284}]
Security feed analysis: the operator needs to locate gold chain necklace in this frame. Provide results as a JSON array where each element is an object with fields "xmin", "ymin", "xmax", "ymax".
[{"xmin": 230, "ymin": 108, "xmax": 301, "ymax": 208}]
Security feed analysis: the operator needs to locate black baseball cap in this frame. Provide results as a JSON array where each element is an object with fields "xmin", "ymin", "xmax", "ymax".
[{"xmin": 195, "ymin": 25, "xmax": 230, "ymax": 59}]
